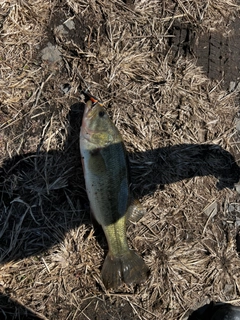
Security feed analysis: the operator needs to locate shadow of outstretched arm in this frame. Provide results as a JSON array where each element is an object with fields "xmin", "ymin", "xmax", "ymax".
[{"xmin": 129, "ymin": 144, "xmax": 240, "ymax": 196}]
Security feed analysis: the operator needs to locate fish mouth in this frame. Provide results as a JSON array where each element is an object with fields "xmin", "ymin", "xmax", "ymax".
[
  {"xmin": 82, "ymin": 100, "xmax": 98, "ymax": 124},
  {"xmin": 83, "ymin": 91, "xmax": 99, "ymax": 104},
  {"xmin": 81, "ymin": 100, "xmax": 101, "ymax": 139},
  {"xmin": 83, "ymin": 99, "xmax": 105, "ymax": 120},
  {"xmin": 84, "ymin": 99, "xmax": 102, "ymax": 116},
  {"xmin": 83, "ymin": 100, "xmax": 94, "ymax": 116}
]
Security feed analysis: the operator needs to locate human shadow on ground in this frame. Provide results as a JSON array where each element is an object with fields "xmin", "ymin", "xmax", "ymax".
[{"xmin": 0, "ymin": 101, "xmax": 239, "ymax": 264}]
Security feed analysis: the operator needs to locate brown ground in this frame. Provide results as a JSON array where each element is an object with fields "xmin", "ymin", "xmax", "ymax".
[{"xmin": 0, "ymin": 1, "xmax": 240, "ymax": 319}]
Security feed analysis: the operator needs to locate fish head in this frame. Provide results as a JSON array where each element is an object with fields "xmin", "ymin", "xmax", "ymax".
[{"xmin": 81, "ymin": 100, "xmax": 122, "ymax": 147}]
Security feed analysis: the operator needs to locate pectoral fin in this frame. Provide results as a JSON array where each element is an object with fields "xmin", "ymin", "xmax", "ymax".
[{"xmin": 127, "ymin": 198, "xmax": 146, "ymax": 224}]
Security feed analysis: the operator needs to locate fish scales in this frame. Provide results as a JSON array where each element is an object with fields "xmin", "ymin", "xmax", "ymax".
[
  {"xmin": 86, "ymin": 142, "xmax": 128, "ymax": 226},
  {"xmin": 80, "ymin": 100, "xmax": 149, "ymax": 289}
]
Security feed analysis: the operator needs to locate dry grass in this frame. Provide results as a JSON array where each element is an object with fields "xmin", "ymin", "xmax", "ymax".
[{"xmin": 1, "ymin": 0, "xmax": 240, "ymax": 319}]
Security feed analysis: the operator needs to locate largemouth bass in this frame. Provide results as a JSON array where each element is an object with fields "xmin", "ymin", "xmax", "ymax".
[{"xmin": 80, "ymin": 100, "xmax": 149, "ymax": 289}]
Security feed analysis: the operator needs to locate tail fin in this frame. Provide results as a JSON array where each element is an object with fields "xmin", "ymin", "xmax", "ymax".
[{"xmin": 101, "ymin": 250, "xmax": 149, "ymax": 289}]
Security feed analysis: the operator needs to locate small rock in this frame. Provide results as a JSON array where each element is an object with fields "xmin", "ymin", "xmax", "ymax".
[
  {"xmin": 203, "ymin": 200, "xmax": 218, "ymax": 218},
  {"xmin": 55, "ymin": 24, "xmax": 68, "ymax": 35},
  {"xmin": 41, "ymin": 42, "xmax": 62, "ymax": 63},
  {"xmin": 236, "ymin": 119, "xmax": 240, "ymax": 132},
  {"xmin": 64, "ymin": 19, "xmax": 75, "ymax": 30},
  {"xmin": 61, "ymin": 83, "xmax": 71, "ymax": 94},
  {"xmin": 229, "ymin": 81, "xmax": 236, "ymax": 92},
  {"xmin": 224, "ymin": 284, "xmax": 234, "ymax": 295}
]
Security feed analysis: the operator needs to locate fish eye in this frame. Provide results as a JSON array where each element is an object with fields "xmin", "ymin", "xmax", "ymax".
[{"xmin": 99, "ymin": 111, "xmax": 105, "ymax": 118}]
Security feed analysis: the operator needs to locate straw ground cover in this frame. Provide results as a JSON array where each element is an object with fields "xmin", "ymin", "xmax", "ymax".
[{"xmin": 0, "ymin": 0, "xmax": 240, "ymax": 319}]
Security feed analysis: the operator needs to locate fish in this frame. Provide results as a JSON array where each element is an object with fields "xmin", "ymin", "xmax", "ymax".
[{"xmin": 80, "ymin": 99, "xmax": 149, "ymax": 289}]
